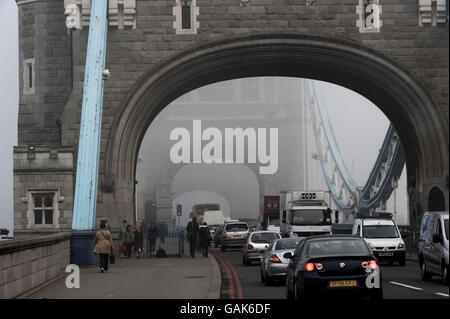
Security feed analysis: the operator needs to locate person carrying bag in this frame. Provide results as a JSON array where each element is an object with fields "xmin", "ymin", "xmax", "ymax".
[{"xmin": 94, "ymin": 220, "xmax": 114, "ymax": 273}]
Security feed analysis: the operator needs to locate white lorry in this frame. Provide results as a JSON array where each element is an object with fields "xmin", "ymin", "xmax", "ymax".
[{"xmin": 280, "ymin": 190, "xmax": 333, "ymax": 238}]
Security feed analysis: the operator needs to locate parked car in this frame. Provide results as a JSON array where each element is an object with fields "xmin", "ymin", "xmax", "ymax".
[
  {"xmin": 260, "ymin": 237, "xmax": 304, "ymax": 285},
  {"xmin": 242, "ymin": 231, "xmax": 281, "ymax": 265},
  {"xmin": 285, "ymin": 235, "xmax": 383, "ymax": 300},
  {"xmin": 220, "ymin": 222, "xmax": 249, "ymax": 251},
  {"xmin": 418, "ymin": 211, "xmax": 449, "ymax": 285},
  {"xmin": 352, "ymin": 214, "xmax": 406, "ymax": 266}
]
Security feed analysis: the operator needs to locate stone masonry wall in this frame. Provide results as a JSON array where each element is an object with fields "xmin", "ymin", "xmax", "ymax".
[{"xmin": 0, "ymin": 233, "xmax": 71, "ymax": 299}]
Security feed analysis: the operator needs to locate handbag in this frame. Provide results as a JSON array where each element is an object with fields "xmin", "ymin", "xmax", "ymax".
[
  {"xmin": 119, "ymin": 245, "xmax": 127, "ymax": 253},
  {"xmin": 109, "ymin": 252, "xmax": 116, "ymax": 264}
]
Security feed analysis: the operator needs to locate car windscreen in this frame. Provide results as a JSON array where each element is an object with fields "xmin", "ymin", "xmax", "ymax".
[
  {"xmin": 362, "ymin": 224, "xmax": 399, "ymax": 238},
  {"xmin": 251, "ymin": 232, "xmax": 280, "ymax": 243},
  {"xmin": 275, "ymin": 238, "xmax": 303, "ymax": 250},
  {"xmin": 290, "ymin": 209, "xmax": 331, "ymax": 225},
  {"xmin": 445, "ymin": 219, "xmax": 449, "ymax": 241},
  {"xmin": 225, "ymin": 224, "xmax": 248, "ymax": 232},
  {"xmin": 305, "ymin": 239, "xmax": 370, "ymax": 257}
]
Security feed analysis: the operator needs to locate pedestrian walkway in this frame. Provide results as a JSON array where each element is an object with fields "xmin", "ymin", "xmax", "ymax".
[{"xmin": 30, "ymin": 254, "xmax": 221, "ymax": 299}]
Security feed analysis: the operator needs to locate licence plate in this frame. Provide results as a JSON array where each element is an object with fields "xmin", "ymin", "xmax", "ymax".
[
  {"xmin": 329, "ymin": 280, "xmax": 357, "ymax": 288},
  {"xmin": 232, "ymin": 235, "xmax": 242, "ymax": 238},
  {"xmin": 379, "ymin": 252, "xmax": 393, "ymax": 256}
]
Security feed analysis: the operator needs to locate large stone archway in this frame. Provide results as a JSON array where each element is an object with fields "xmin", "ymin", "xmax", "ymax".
[{"xmin": 102, "ymin": 33, "xmax": 448, "ymax": 229}]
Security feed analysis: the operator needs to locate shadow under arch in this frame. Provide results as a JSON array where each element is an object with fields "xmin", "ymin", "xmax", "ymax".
[{"xmin": 104, "ymin": 33, "xmax": 449, "ymax": 224}]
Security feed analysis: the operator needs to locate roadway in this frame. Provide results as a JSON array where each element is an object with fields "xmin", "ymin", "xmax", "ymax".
[{"xmin": 210, "ymin": 247, "xmax": 450, "ymax": 299}]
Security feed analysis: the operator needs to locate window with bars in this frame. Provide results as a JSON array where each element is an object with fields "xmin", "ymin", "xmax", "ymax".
[{"xmin": 33, "ymin": 193, "xmax": 54, "ymax": 225}]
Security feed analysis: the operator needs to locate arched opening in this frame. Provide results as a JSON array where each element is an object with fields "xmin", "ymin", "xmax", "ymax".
[
  {"xmin": 103, "ymin": 34, "xmax": 448, "ymax": 228},
  {"xmin": 428, "ymin": 186, "xmax": 446, "ymax": 212}
]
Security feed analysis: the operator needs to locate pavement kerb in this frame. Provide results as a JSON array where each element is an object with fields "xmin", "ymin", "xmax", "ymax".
[{"xmin": 207, "ymin": 253, "xmax": 221, "ymax": 299}]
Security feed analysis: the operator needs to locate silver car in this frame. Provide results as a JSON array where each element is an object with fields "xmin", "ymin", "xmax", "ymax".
[
  {"xmin": 260, "ymin": 237, "xmax": 304, "ymax": 285},
  {"xmin": 220, "ymin": 222, "xmax": 249, "ymax": 251},
  {"xmin": 419, "ymin": 211, "xmax": 449, "ymax": 285},
  {"xmin": 242, "ymin": 231, "xmax": 281, "ymax": 265}
]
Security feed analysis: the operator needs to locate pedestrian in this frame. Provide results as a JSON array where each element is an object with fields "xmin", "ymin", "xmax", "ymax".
[
  {"xmin": 147, "ymin": 223, "xmax": 157, "ymax": 257},
  {"xmin": 186, "ymin": 216, "xmax": 199, "ymax": 258},
  {"xmin": 199, "ymin": 222, "xmax": 212, "ymax": 257},
  {"xmin": 123, "ymin": 224, "xmax": 134, "ymax": 258},
  {"xmin": 118, "ymin": 219, "xmax": 128, "ymax": 258},
  {"xmin": 94, "ymin": 220, "xmax": 113, "ymax": 273},
  {"xmin": 133, "ymin": 221, "xmax": 144, "ymax": 258}
]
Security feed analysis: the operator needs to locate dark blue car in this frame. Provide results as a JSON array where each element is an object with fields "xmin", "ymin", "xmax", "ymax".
[{"xmin": 285, "ymin": 235, "xmax": 383, "ymax": 300}]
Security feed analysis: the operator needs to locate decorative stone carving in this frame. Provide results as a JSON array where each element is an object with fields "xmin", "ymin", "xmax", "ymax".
[
  {"xmin": 418, "ymin": 0, "xmax": 447, "ymax": 26},
  {"xmin": 64, "ymin": 0, "xmax": 136, "ymax": 30}
]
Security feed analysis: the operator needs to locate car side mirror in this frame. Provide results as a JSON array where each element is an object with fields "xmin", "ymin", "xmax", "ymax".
[
  {"xmin": 284, "ymin": 252, "xmax": 293, "ymax": 259},
  {"xmin": 432, "ymin": 233, "xmax": 442, "ymax": 244}
]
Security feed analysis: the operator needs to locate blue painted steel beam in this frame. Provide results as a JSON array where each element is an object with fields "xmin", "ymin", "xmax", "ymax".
[{"xmin": 72, "ymin": 0, "xmax": 108, "ymax": 230}]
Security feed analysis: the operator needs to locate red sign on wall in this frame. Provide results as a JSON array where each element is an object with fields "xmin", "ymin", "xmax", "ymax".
[{"xmin": 264, "ymin": 196, "xmax": 280, "ymax": 214}]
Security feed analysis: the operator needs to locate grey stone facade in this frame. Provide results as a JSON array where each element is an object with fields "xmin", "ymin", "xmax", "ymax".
[{"xmin": 14, "ymin": 0, "xmax": 449, "ymax": 233}]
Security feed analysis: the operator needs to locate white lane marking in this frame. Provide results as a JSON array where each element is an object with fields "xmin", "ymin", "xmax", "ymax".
[
  {"xmin": 435, "ymin": 292, "xmax": 449, "ymax": 298},
  {"xmin": 389, "ymin": 281, "xmax": 423, "ymax": 291}
]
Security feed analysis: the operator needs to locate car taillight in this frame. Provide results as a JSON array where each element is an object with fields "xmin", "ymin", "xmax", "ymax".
[
  {"xmin": 222, "ymin": 232, "xmax": 227, "ymax": 238},
  {"xmin": 269, "ymin": 254, "xmax": 282, "ymax": 263},
  {"xmin": 305, "ymin": 263, "xmax": 315, "ymax": 271},
  {"xmin": 397, "ymin": 243, "xmax": 404, "ymax": 249},
  {"xmin": 304, "ymin": 262, "xmax": 325, "ymax": 271},
  {"xmin": 361, "ymin": 260, "xmax": 378, "ymax": 269},
  {"xmin": 247, "ymin": 244, "xmax": 254, "ymax": 250}
]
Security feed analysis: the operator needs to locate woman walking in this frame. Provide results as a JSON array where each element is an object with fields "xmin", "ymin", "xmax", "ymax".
[
  {"xmin": 133, "ymin": 222, "xmax": 144, "ymax": 258},
  {"xmin": 123, "ymin": 224, "xmax": 134, "ymax": 259},
  {"xmin": 199, "ymin": 222, "xmax": 212, "ymax": 257},
  {"xmin": 94, "ymin": 220, "xmax": 113, "ymax": 273}
]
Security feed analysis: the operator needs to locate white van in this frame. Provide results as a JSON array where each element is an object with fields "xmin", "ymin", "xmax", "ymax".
[
  {"xmin": 203, "ymin": 210, "xmax": 225, "ymax": 236},
  {"xmin": 352, "ymin": 214, "xmax": 406, "ymax": 266}
]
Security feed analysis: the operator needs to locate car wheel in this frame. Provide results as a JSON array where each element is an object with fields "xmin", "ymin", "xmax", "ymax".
[
  {"xmin": 265, "ymin": 272, "xmax": 273, "ymax": 286},
  {"xmin": 294, "ymin": 280, "xmax": 305, "ymax": 300},
  {"xmin": 442, "ymin": 263, "xmax": 449, "ymax": 285},
  {"xmin": 286, "ymin": 279, "xmax": 294, "ymax": 300},
  {"xmin": 221, "ymin": 245, "xmax": 226, "ymax": 252},
  {"xmin": 421, "ymin": 262, "xmax": 432, "ymax": 281},
  {"xmin": 260, "ymin": 268, "xmax": 266, "ymax": 283}
]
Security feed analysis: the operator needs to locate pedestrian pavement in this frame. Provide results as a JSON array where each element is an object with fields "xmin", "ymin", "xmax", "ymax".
[{"xmin": 30, "ymin": 253, "xmax": 221, "ymax": 299}]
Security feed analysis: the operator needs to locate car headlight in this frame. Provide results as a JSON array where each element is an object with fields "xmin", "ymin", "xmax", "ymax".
[
  {"xmin": 368, "ymin": 242, "xmax": 375, "ymax": 250},
  {"xmin": 397, "ymin": 242, "xmax": 405, "ymax": 249}
]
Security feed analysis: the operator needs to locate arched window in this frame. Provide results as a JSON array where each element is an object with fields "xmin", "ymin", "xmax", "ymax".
[
  {"xmin": 428, "ymin": 186, "xmax": 445, "ymax": 211},
  {"xmin": 181, "ymin": 0, "xmax": 191, "ymax": 29}
]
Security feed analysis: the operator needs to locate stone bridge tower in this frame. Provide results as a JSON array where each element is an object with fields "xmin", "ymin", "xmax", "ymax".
[{"xmin": 13, "ymin": 0, "xmax": 448, "ymax": 236}]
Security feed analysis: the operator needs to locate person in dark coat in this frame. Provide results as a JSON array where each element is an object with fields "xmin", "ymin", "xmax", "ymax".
[
  {"xmin": 133, "ymin": 222, "xmax": 144, "ymax": 258},
  {"xmin": 122, "ymin": 224, "xmax": 133, "ymax": 258},
  {"xmin": 199, "ymin": 222, "xmax": 212, "ymax": 257},
  {"xmin": 186, "ymin": 216, "xmax": 200, "ymax": 258},
  {"xmin": 147, "ymin": 223, "xmax": 158, "ymax": 257}
]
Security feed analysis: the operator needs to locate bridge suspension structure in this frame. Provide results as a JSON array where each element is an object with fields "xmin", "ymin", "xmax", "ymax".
[{"xmin": 306, "ymin": 80, "xmax": 406, "ymax": 215}]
